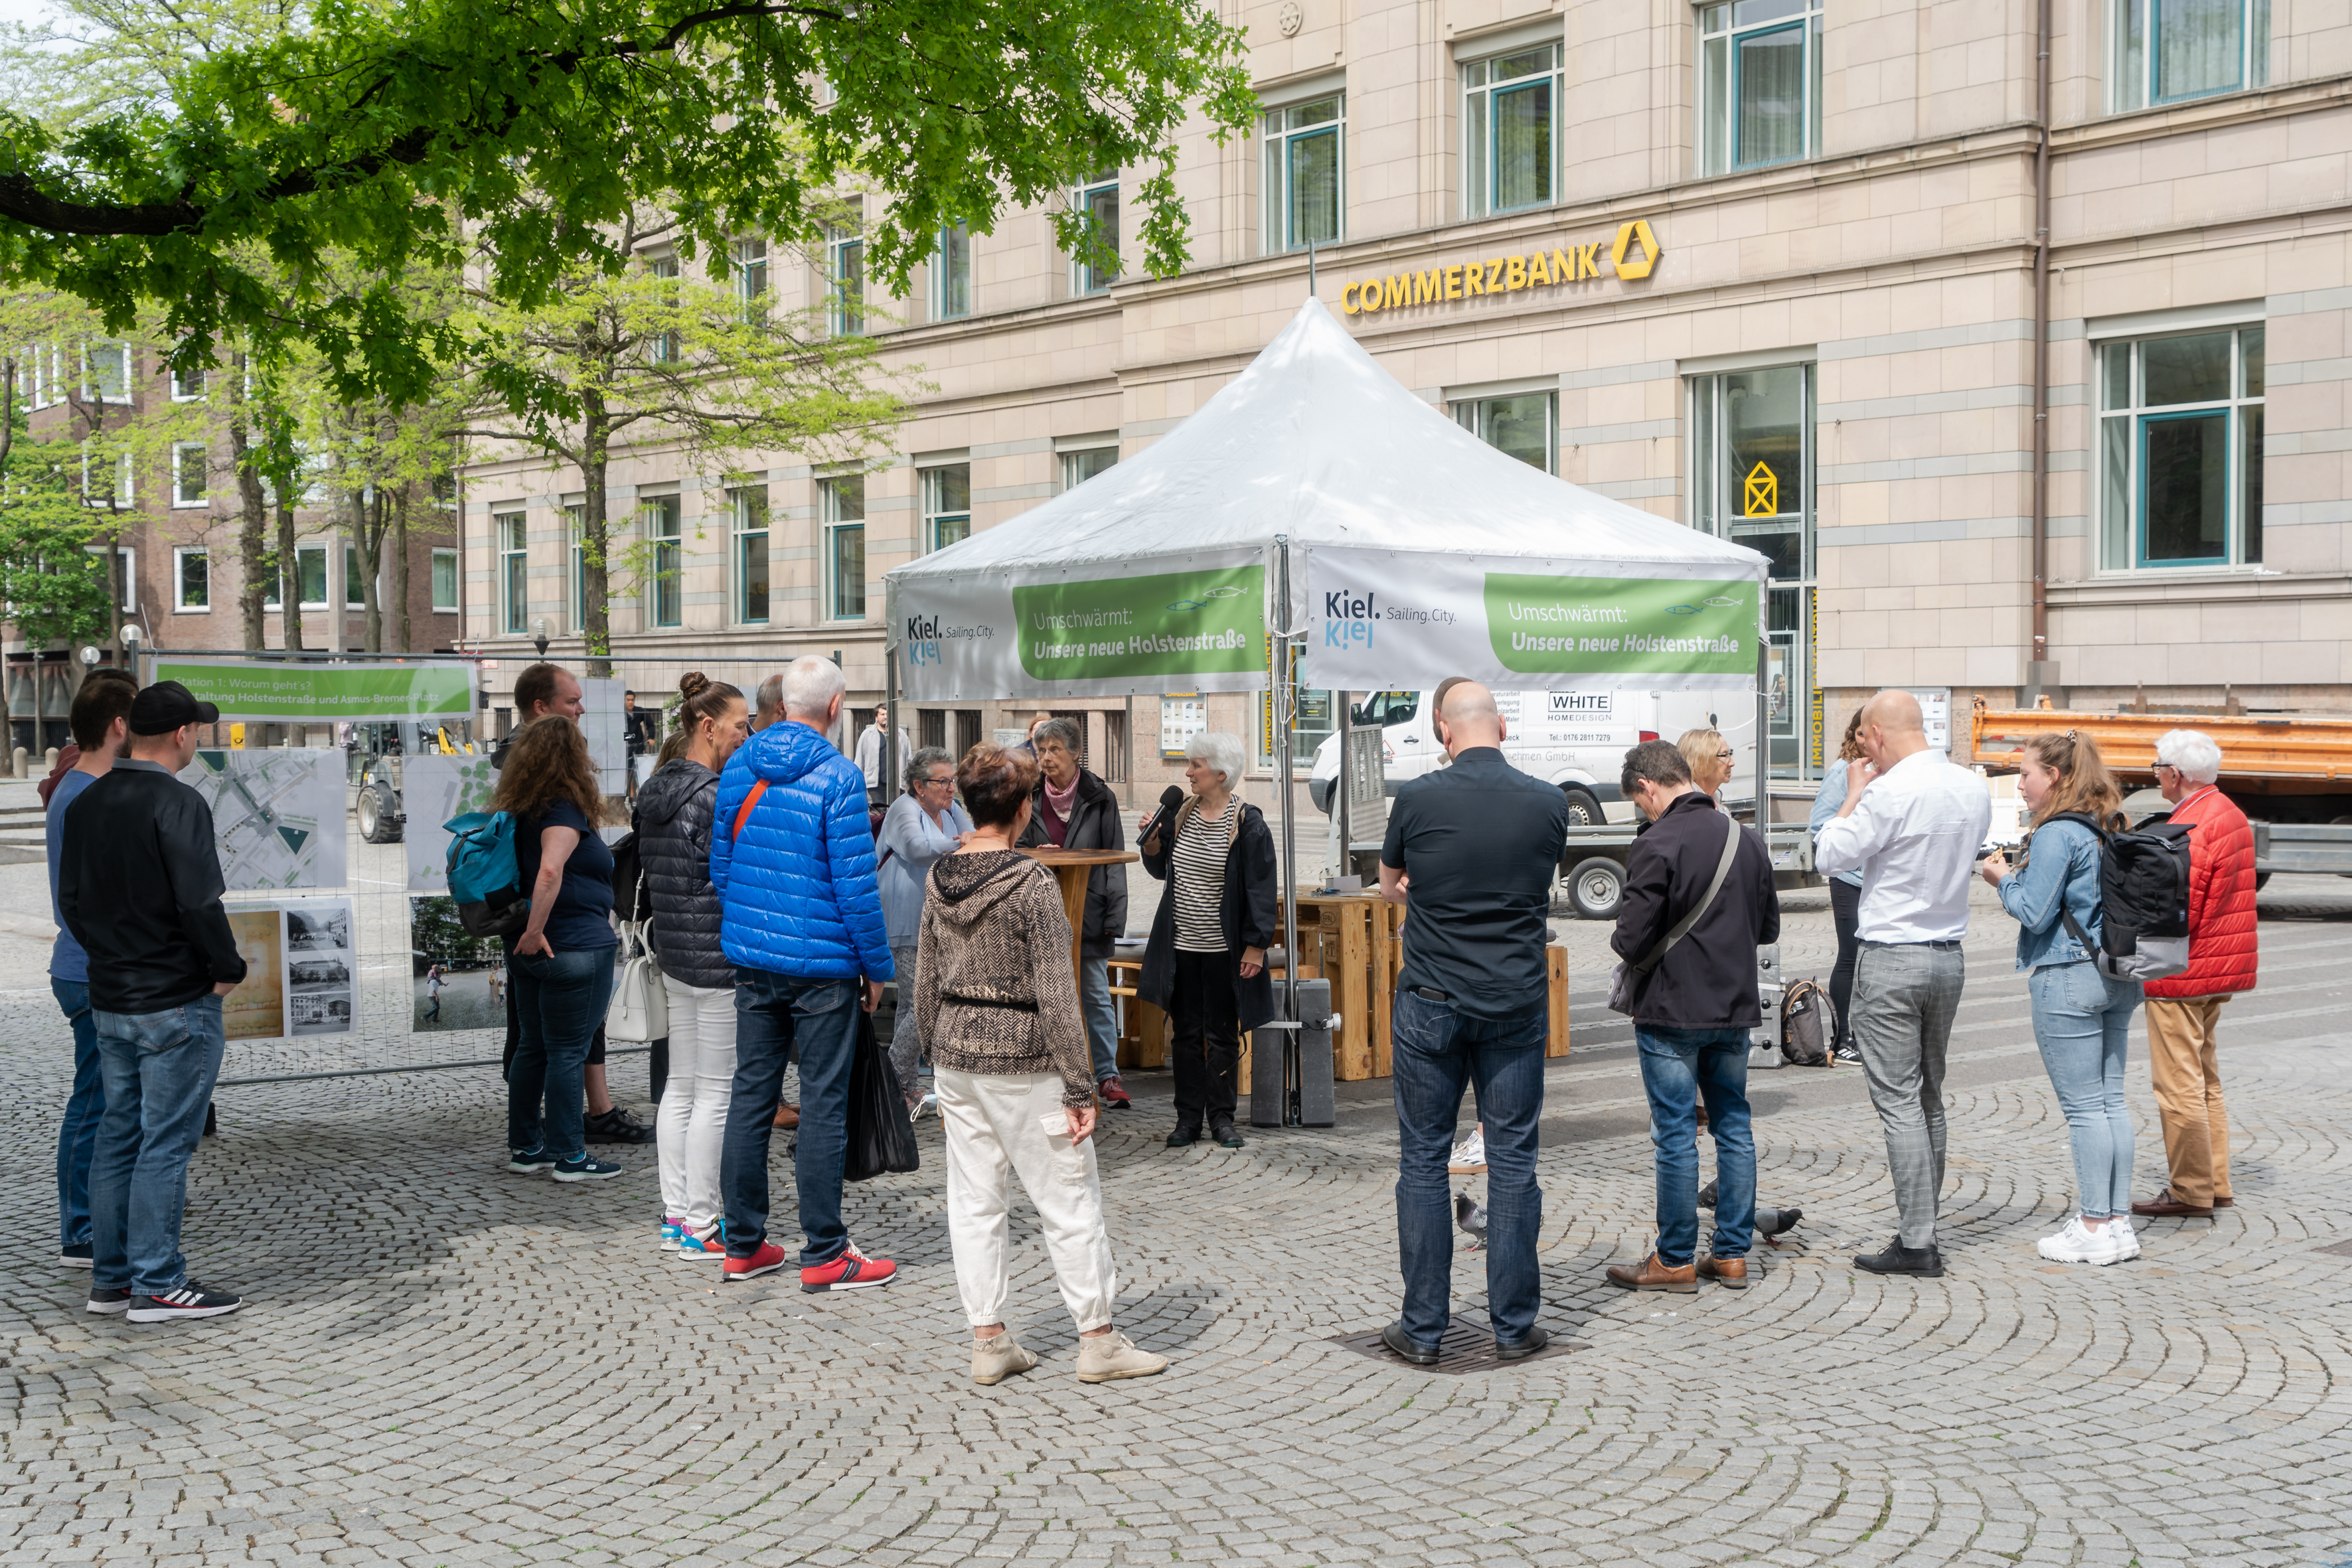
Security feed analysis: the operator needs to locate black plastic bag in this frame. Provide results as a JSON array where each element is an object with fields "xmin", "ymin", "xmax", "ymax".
[{"xmin": 844, "ymin": 1006, "xmax": 919, "ymax": 1181}]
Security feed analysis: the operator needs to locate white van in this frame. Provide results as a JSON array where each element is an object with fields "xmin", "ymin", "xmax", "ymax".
[{"xmin": 1307, "ymin": 688, "xmax": 1756, "ymax": 828}]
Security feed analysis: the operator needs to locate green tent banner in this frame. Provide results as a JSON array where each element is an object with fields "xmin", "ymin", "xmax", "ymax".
[{"xmin": 153, "ymin": 659, "xmax": 476, "ymax": 722}]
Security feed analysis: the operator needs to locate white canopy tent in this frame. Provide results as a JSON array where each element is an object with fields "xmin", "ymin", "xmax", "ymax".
[{"xmin": 884, "ymin": 296, "xmax": 1769, "ymax": 1085}]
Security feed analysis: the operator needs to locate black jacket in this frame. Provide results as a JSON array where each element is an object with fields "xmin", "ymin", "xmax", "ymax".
[
  {"xmin": 1015, "ymin": 766, "xmax": 1129, "ymax": 957},
  {"xmin": 636, "ymin": 757, "xmax": 731, "ymax": 989},
  {"xmin": 58, "ymin": 759, "xmax": 248, "ymax": 1014},
  {"xmin": 1610, "ymin": 791, "xmax": 1780, "ymax": 1030},
  {"xmin": 1137, "ymin": 796, "xmax": 1279, "ymax": 1034}
]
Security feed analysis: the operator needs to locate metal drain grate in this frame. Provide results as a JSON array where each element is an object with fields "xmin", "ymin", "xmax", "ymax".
[
  {"xmin": 1329, "ymin": 1321, "xmax": 1585, "ymax": 1374},
  {"xmin": 2316, "ymin": 1239, "xmax": 2352, "ymax": 1258}
]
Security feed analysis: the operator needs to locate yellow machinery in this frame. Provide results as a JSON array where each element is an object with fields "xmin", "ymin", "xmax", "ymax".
[{"xmin": 1971, "ymin": 696, "xmax": 2352, "ymax": 795}]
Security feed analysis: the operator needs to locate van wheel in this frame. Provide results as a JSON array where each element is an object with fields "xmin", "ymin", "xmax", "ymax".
[
  {"xmin": 1559, "ymin": 785, "xmax": 1605, "ymax": 828},
  {"xmin": 1566, "ymin": 857, "xmax": 1623, "ymax": 921}
]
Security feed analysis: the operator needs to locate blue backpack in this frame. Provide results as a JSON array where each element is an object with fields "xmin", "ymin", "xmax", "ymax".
[{"xmin": 445, "ymin": 811, "xmax": 530, "ymax": 938}]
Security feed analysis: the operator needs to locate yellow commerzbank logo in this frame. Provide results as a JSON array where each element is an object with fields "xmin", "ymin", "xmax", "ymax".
[{"xmin": 1342, "ymin": 220, "xmax": 1660, "ymax": 317}]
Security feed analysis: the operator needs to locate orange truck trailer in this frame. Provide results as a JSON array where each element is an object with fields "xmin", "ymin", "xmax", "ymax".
[{"xmin": 1970, "ymin": 696, "xmax": 2352, "ymax": 882}]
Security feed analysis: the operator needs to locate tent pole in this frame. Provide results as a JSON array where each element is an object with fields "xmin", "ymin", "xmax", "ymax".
[
  {"xmin": 1275, "ymin": 535, "xmax": 1300, "ymax": 1126},
  {"xmin": 1755, "ymin": 607, "xmax": 1769, "ymax": 824}
]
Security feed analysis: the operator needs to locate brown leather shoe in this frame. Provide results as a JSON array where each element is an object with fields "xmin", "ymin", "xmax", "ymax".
[
  {"xmin": 2130, "ymin": 1188, "xmax": 2215, "ymax": 1218},
  {"xmin": 2214, "ymin": 1196, "xmax": 2235, "ymax": 1208},
  {"xmin": 773, "ymin": 1103, "xmax": 801, "ymax": 1129},
  {"xmin": 1697, "ymin": 1255, "xmax": 1749, "ymax": 1289},
  {"xmin": 1605, "ymin": 1253, "xmax": 1697, "ymax": 1293}
]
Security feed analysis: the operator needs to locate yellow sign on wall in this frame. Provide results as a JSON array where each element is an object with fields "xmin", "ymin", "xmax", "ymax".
[
  {"xmin": 1743, "ymin": 463, "xmax": 1778, "ymax": 518},
  {"xmin": 1341, "ymin": 220, "xmax": 1664, "ymax": 317}
]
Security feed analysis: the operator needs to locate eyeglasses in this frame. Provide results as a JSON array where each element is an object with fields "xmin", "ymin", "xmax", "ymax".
[{"xmin": 919, "ymin": 775, "xmax": 955, "ymax": 788}]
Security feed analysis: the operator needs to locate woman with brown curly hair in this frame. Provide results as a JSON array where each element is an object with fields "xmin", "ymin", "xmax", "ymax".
[{"xmin": 495, "ymin": 717, "xmax": 623, "ymax": 1184}]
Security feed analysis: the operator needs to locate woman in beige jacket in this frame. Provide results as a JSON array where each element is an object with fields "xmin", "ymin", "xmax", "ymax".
[{"xmin": 915, "ymin": 742, "xmax": 1168, "ymax": 1387}]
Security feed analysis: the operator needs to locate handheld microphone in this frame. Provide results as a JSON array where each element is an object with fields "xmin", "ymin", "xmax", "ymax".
[{"xmin": 1138, "ymin": 784, "xmax": 1186, "ymax": 844}]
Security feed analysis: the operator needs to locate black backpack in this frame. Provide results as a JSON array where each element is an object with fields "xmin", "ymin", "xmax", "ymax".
[
  {"xmin": 2043, "ymin": 811, "xmax": 2191, "ymax": 981},
  {"xmin": 1780, "ymin": 979, "xmax": 1836, "ymax": 1066}
]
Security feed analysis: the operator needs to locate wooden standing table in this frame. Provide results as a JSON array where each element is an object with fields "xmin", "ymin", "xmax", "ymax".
[{"xmin": 1016, "ymin": 848, "xmax": 1140, "ymax": 1005}]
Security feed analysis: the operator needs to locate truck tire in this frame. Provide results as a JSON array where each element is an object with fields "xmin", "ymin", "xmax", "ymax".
[
  {"xmin": 1559, "ymin": 785, "xmax": 1605, "ymax": 828},
  {"xmin": 1566, "ymin": 857, "xmax": 1623, "ymax": 921},
  {"xmin": 2255, "ymin": 870, "xmax": 2272, "ymax": 891},
  {"xmin": 358, "ymin": 783, "xmax": 403, "ymax": 844}
]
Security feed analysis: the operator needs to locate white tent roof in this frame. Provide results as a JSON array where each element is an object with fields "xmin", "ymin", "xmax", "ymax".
[{"xmin": 888, "ymin": 295, "xmax": 1765, "ymax": 584}]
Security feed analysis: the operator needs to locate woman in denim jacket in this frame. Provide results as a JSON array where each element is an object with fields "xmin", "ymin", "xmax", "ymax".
[{"xmin": 1980, "ymin": 731, "xmax": 2144, "ymax": 1266}]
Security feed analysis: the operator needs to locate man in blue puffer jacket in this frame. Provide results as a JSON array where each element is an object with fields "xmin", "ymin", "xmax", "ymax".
[{"xmin": 712, "ymin": 656, "xmax": 899, "ymax": 1293}]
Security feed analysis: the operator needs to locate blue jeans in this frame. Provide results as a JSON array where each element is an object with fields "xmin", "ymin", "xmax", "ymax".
[
  {"xmin": 508, "ymin": 945, "xmax": 617, "ymax": 1162},
  {"xmin": 2029, "ymin": 959, "xmax": 2142, "ymax": 1219},
  {"xmin": 1389, "ymin": 988, "xmax": 1547, "ymax": 1348},
  {"xmin": 1634, "ymin": 1026, "xmax": 1757, "ymax": 1266},
  {"xmin": 724, "ymin": 969, "xmax": 862, "ymax": 1266},
  {"xmin": 1079, "ymin": 955, "xmax": 1119, "ymax": 1084},
  {"xmin": 54, "ymin": 978, "xmax": 103, "ymax": 1254},
  {"xmin": 88, "ymin": 994, "xmax": 226, "ymax": 1297}
]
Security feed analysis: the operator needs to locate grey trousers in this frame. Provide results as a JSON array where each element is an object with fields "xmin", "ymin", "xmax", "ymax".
[
  {"xmin": 1851, "ymin": 942, "xmax": 1966, "ymax": 1250},
  {"xmin": 889, "ymin": 944, "xmax": 924, "ymax": 1103}
]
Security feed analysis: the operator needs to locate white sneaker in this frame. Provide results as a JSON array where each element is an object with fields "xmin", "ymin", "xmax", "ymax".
[
  {"xmin": 2038, "ymin": 1215, "xmax": 2127, "ymax": 1265},
  {"xmin": 1447, "ymin": 1127, "xmax": 1488, "ymax": 1174},
  {"xmin": 2105, "ymin": 1219, "xmax": 2142, "ymax": 1262}
]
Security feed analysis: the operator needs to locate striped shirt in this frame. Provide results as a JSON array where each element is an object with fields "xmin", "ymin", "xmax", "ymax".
[{"xmin": 1170, "ymin": 802, "xmax": 1233, "ymax": 953}]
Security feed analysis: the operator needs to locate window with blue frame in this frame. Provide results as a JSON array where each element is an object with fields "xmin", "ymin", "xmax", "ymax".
[
  {"xmin": 499, "ymin": 514, "xmax": 528, "ymax": 634},
  {"xmin": 931, "ymin": 224, "xmax": 972, "ymax": 321},
  {"xmin": 2112, "ymin": 0, "xmax": 2269, "ymax": 112},
  {"xmin": 1462, "ymin": 46, "xmax": 1560, "ymax": 219},
  {"xmin": 2098, "ymin": 326, "xmax": 2264, "ymax": 570},
  {"xmin": 1263, "ymin": 96, "xmax": 1344, "ymax": 252},
  {"xmin": 643, "ymin": 495, "xmax": 682, "ymax": 626},
  {"xmin": 1697, "ymin": 0, "xmax": 1822, "ymax": 175},
  {"xmin": 826, "ymin": 223, "xmax": 864, "ymax": 336}
]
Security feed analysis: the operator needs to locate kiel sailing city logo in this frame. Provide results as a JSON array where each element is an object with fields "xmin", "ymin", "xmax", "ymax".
[{"xmin": 1324, "ymin": 588, "xmax": 1377, "ymax": 651}]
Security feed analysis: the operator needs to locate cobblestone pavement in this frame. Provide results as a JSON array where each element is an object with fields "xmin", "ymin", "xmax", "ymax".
[{"xmin": 7, "ymin": 819, "xmax": 2352, "ymax": 1567}]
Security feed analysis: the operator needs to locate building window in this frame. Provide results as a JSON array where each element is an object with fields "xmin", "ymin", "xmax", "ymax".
[
  {"xmin": 1454, "ymin": 393, "xmax": 1557, "ymax": 474},
  {"xmin": 644, "ymin": 495, "xmax": 682, "ymax": 627},
  {"xmin": 921, "ymin": 464, "xmax": 972, "ymax": 552},
  {"xmin": 732, "ymin": 237, "xmax": 768, "ymax": 323},
  {"xmin": 2113, "ymin": 0, "xmax": 2268, "ymax": 111},
  {"xmin": 2098, "ymin": 325, "xmax": 2264, "ymax": 570},
  {"xmin": 175, "ymin": 548, "xmax": 210, "ymax": 611},
  {"xmin": 80, "ymin": 444, "xmax": 132, "ymax": 507},
  {"xmin": 170, "ymin": 362, "xmax": 204, "ymax": 401},
  {"xmin": 1263, "ymin": 96, "xmax": 1344, "ymax": 253},
  {"xmin": 732, "ymin": 484, "xmax": 770, "ymax": 623},
  {"xmin": 1072, "ymin": 173, "xmax": 1121, "ymax": 295},
  {"xmin": 347, "ymin": 543, "xmax": 368, "ymax": 607},
  {"xmin": 823, "ymin": 475, "xmax": 866, "ymax": 620},
  {"xmin": 25, "ymin": 343, "xmax": 62, "ymax": 408},
  {"xmin": 171, "ymin": 442, "xmax": 207, "ymax": 507},
  {"xmin": 498, "ymin": 514, "xmax": 528, "ymax": 633},
  {"xmin": 1690, "ymin": 362, "xmax": 1816, "ymax": 772},
  {"xmin": 826, "ymin": 224, "xmax": 865, "ymax": 337},
  {"xmin": 1059, "ymin": 447, "xmax": 1117, "ymax": 491},
  {"xmin": 431, "ymin": 548, "xmax": 460, "ymax": 611},
  {"xmin": 1462, "ymin": 44, "xmax": 1561, "ymax": 218},
  {"xmin": 931, "ymin": 224, "xmax": 973, "ymax": 321},
  {"xmin": 1697, "ymin": 0, "xmax": 1824, "ymax": 175},
  {"xmin": 82, "ymin": 340, "xmax": 133, "ymax": 402},
  {"xmin": 83, "ymin": 546, "xmax": 136, "ymax": 611},
  {"xmin": 646, "ymin": 254, "xmax": 682, "ymax": 362}
]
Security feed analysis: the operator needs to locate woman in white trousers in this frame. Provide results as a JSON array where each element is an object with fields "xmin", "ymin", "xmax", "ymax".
[
  {"xmin": 635, "ymin": 672, "xmax": 751, "ymax": 1257},
  {"xmin": 915, "ymin": 742, "xmax": 1168, "ymax": 1386}
]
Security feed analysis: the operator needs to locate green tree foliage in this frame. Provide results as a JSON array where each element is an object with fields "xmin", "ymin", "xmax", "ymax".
[{"xmin": 0, "ymin": 0, "xmax": 1257, "ymax": 416}]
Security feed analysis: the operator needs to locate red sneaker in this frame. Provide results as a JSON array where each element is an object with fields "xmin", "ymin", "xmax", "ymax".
[
  {"xmin": 1098, "ymin": 1076, "xmax": 1132, "ymax": 1109},
  {"xmin": 723, "ymin": 1241, "xmax": 789, "ymax": 1282},
  {"xmin": 800, "ymin": 1242, "xmax": 897, "ymax": 1293}
]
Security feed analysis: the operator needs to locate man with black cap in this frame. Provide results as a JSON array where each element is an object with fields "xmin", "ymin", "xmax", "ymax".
[{"xmin": 58, "ymin": 680, "xmax": 251, "ymax": 1323}]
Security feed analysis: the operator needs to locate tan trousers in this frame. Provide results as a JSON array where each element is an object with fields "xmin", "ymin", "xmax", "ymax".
[{"xmin": 2144, "ymin": 996, "xmax": 2233, "ymax": 1206}]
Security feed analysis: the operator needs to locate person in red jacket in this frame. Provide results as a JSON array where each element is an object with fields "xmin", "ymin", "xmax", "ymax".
[{"xmin": 2132, "ymin": 730, "xmax": 2255, "ymax": 1219}]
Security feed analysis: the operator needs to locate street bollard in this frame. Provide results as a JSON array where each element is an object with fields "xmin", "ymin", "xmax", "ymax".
[
  {"xmin": 44, "ymin": 746, "xmax": 58, "ymax": 774},
  {"xmin": 1296, "ymin": 977, "xmax": 1336, "ymax": 1127},
  {"xmin": 10, "ymin": 746, "xmax": 23, "ymax": 781}
]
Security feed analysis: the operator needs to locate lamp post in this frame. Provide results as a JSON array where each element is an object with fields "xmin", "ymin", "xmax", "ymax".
[{"xmin": 531, "ymin": 616, "xmax": 551, "ymax": 660}]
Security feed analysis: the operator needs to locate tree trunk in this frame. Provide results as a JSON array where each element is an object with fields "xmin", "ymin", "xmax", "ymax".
[
  {"xmin": 354, "ymin": 487, "xmax": 384, "ymax": 653},
  {"xmin": 390, "ymin": 486, "xmax": 412, "ymax": 653},
  {"xmin": 277, "ymin": 497, "xmax": 303, "ymax": 651},
  {"xmin": 581, "ymin": 395, "xmax": 613, "ymax": 679},
  {"xmin": 230, "ymin": 419, "xmax": 270, "ymax": 649},
  {"xmin": 0, "ymin": 359, "xmax": 15, "ymax": 472},
  {"xmin": 104, "ymin": 520, "xmax": 124, "ymax": 659}
]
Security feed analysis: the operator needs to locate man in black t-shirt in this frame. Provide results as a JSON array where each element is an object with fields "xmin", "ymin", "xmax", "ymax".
[{"xmin": 1375, "ymin": 680, "xmax": 1568, "ymax": 1366}]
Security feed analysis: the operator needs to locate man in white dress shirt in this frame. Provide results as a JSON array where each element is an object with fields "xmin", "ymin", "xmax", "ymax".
[{"xmin": 1814, "ymin": 690, "xmax": 1993, "ymax": 1277}]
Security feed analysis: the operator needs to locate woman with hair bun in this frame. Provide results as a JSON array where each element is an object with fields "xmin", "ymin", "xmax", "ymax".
[
  {"xmin": 1981, "ymin": 730, "xmax": 2145, "ymax": 1266},
  {"xmin": 637, "ymin": 671, "xmax": 750, "ymax": 1257}
]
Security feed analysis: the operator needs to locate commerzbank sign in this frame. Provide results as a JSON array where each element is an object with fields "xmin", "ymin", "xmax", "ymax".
[{"xmin": 1340, "ymin": 219, "xmax": 1662, "ymax": 317}]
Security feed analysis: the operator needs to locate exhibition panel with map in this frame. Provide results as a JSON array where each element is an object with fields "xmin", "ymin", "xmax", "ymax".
[{"xmin": 177, "ymin": 749, "xmax": 349, "ymax": 892}]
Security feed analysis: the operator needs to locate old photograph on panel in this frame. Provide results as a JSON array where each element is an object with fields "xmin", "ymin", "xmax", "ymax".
[
  {"xmin": 410, "ymin": 895, "xmax": 509, "ymax": 1032},
  {"xmin": 222, "ymin": 907, "xmax": 285, "ymax": 1042}
]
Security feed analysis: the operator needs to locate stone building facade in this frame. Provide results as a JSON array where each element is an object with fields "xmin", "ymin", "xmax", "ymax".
[{"xmin": 456, "ymin": 0, "xmax": 2352, "ymax": 794}]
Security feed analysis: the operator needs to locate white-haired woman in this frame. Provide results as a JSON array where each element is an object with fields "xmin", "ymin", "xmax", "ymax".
[
  {"xmin": 1137, "ymin": 732, "xmax": 1278, "ymax": 1149},
  {"xmin": 879, "ymin": 745, "xmax": 972, "ymax": 1114}
]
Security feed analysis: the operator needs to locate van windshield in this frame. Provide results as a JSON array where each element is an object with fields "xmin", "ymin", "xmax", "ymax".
[{"xmin": 1355, "ymin": 690, "xmax": 1418, "ymax": 728}]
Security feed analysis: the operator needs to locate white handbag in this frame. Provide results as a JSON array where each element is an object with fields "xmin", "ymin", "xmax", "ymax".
[{"xmin": 605, "ymin": 921, "xmax": 669, "ymax": 1042}]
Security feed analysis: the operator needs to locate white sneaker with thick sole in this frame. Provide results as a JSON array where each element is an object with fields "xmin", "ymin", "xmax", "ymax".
[
  {"xmin": 1447, "ymin": 1128, "xmax": 1488, "ymax": 1174},
  {"xmin": 2038, "ymin": 1216, "xmax": 2127, "ymax": 1265}
]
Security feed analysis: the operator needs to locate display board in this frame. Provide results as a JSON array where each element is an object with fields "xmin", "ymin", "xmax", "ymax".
[
  {"xmin": 408, "ymin": 895, "xmax": 510, "ymax": 1032},
  {"xmin": 402, "ymin": 754, "xmax": 501, "ymax": 893},
  {"xmin": 579, "ymin": 678, "xmax": 629, "ymax": 795},
  {"xmin": 1905, "ymin": 687, "xmax": 1954, "ymax": 753},
  {"xmin": 153, "ymin": 658, "xmax": 475, "ymax": 722},
  {"xmin": 177, "ymin": 749, "xmax": 347, "ymax": 892},
  {"xmin": 1159, "ymin": 694, "xmax": 1209, "ymax": 759},
  {"xmin": 221, "ymin": 897, "xmax": 356, "ymax": 1040}
]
